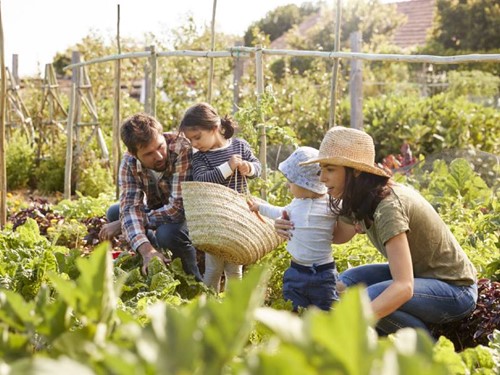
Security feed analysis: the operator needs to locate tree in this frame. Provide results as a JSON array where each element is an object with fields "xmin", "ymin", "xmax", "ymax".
[
  {"xmin": 430, "ymin": 0, "xmax": 500, "ymax": 51},
  {"xmin": 243, "ymin": 2, "xmax": 320, "ymax": 46},
  {"xmin": 299, "ymin": 0, "xmax": 405, "ymax": 52}
]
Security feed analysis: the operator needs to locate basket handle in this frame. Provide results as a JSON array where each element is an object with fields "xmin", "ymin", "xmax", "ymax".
[{"xmin": 227, "ymin": 167, "xmax": 250, "ymax": 196}]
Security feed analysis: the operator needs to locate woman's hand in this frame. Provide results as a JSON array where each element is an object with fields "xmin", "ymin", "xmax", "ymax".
[{"xmin": 274, "ymin": 211, "xmax": 293, "ymax": 240}]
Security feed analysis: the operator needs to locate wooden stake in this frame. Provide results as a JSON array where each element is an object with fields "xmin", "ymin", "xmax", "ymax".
[
  {"xmin": 350, "ymin": 31, "xmax": 363, "ymax": 130},
  {"xmin": 207, "ymin": 0, "xmax": 217, "ymax": 103},
  {"xmin": 113, "ymin": 4, "xmax": 122, "ymax": 199},
  {"xmin": 255, "ymin": 44, "xmax": 267, "ymax": 200},
  {"xmin": 0, "ymin": 1, "xmax": 6, "ymax": 228},
  {"xmin": 329, "ymin": 0, "xmax": 342, "ymax": 129}
]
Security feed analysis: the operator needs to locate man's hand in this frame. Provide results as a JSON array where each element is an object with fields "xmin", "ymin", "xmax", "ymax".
[
  {"xmin": 137, "ymin": 243, "xmax": 170, "ymax": 275},
  {"xmin": 99, "ymin": 220, "xmax": 122, "ymax": 241}
]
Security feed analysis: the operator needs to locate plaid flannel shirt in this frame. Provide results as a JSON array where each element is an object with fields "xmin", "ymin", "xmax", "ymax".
[{"xmin": 119, "ymin": 132, "xmax": 192, "ymax": 251}]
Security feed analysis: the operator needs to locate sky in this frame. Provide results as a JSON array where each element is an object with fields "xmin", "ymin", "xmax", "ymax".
[{"xmin": 1, "ymin": 0, "xmax": 310, "ymax": 77}]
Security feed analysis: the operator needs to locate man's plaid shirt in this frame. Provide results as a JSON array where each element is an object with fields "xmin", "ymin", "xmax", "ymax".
[{"xmin": 119, "ymin": 132, "xmax": 192, "ymax": 251}]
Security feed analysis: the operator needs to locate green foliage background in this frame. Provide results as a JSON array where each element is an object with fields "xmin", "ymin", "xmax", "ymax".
[{"xmin": 2, "ymin": 0, "xmax": 500, "ymax": 372}]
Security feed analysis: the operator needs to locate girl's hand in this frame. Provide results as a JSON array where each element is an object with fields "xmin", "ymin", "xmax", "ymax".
[
  {"xmin": 237, "ymin": 161, "xmax": 252, "ymax": 176},
  {"xmin": 228, "ymin": 155, "xmax": 242, "ymax": 171},
  {"xmin": 274, "ymin": 211, "xmax": 293, "ymax": 240}
]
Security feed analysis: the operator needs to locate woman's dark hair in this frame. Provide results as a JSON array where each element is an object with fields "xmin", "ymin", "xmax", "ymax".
[
  {"xmin": 179, "ymin": 102, "xmax": 237, "ymax": 139},
  {"xmin": 329, "ymin": 167, "xmax": 391, "ymax": 221}
]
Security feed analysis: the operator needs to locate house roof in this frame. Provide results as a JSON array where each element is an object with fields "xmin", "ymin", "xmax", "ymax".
[
  {"xmin": 270, "ymin": 0, "xmax": 436, "ymax": 50},
  {"xmin": 270, "ymin": 12, "xmax": 322, "ymax": 49},
  {"xmin": 392, "ymin": 0, "xmax": 436, "ymax": 49}
]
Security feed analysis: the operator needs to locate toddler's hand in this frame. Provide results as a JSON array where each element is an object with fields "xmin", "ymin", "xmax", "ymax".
[{"xmin": 246, "ymin": 198, "xmax": 259, "ymax": 212}]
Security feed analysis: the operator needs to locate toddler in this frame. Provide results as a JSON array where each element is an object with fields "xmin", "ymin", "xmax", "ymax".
[{"xmin": 249, "ymin": 146, "xmax": 338, "ymax": 311}]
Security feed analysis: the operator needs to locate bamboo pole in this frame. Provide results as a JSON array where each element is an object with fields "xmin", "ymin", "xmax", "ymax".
[
  {"xmin": 63, "ymin": 52, "xmax": 81, "ymax": 200},
  {"xmin": 113, "ymin": 4, "xmax": 122, "ymax": 199},
  {"xmin": 143, "ymin": 46, "xmax": 152, "ymax": 114},
  {"xmin": 150, "ymin": 45, "xmax": 157, "ymax": 117},
  {"xmin": 329, "ymin": 0, "xmax": 342, "ymax": 129},
  {"xmin": 255, "ymin": 44, "xmax": 267, "ymax": 199},
  {"xmin": 64, "ymin": 49, "xmax": 500, "ymax": 71},
  {"xmin": 73, "ymin": 52, "xmax": 82, "ymax": 194},
  {"xmin": 207, "ymin": 0, "xmax": 217, "ymax": 103},
  {"xmin": 12, "ymin": 54, "xmax": 18, "ymax": 86},
  {"xmin": 350, "ymin": 31, "xmax": 363, "ymax": 129},
  {"xmin": 64, "ymin": 83, "xmax": 76, "ymax": 199},
  {"xmin": 232, "ymin": 41, "xmax": 244, "ymax": 114},
  {"xmin": 0, "ymin": 1, "xmax": 6, "ymax": 228}
]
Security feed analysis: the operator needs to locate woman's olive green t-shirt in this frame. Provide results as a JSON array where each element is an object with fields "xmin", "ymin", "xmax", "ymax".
[{"xmin": 345, "ymin": 183, "xmax": 477, "ymax": 286}]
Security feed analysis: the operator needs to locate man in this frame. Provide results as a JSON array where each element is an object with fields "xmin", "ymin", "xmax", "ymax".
[{"xmin": 99, "ymin": 113, "xmax": 202, "ymax": 281}]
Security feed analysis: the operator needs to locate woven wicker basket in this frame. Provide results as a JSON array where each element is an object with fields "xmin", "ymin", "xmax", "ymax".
[{"xmin": 182, "ymin": 181, "xmax": 284, "ymax": 265}]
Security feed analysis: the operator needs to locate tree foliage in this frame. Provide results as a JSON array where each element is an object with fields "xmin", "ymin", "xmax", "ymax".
[
  {"xmin": 429, "ymin": 0, "xmax": 500, "ymax": 52},
  {"xmin": 243, "ymin": 2, "xmax": 319, "ymax": 46},
  {"xmin": 287, "ymin": 0, "xmax": 405, "ymax": 52}
]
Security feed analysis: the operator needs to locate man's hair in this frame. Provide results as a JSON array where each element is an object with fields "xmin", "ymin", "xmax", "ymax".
[{"xmin": 121, "ymin": 113, "xmax": 163, "ymax": 154}]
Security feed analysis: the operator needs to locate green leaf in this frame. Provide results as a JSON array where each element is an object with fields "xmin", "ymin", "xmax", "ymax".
[
  {"xmin": 9, "ymin": 356, "xmax": 95, "ymax": 375},
  {"xmin": 0, "ymin": 326, "xmax": 30, "ymax": 359},
  {"xmin": 200, "ymin": 266, "xmax": 270, "ymax": 374},
  {"xmin": 15, "ymin": 218, "xmax": 48, "ymax": 248},
  {"xmin": 74, "ymin": 243, "xmax": 119, "ymax": 323},
  {"xmin": 0, "ymin": 289, "xmax": 36, "ymax": 331},
  {"xmin": 34, "ymin": 286, "xmax": 70, "ymax": 341},
  {"xmin": 307, "ymin": 286, "xmax": 376, "ymax": 373},
  {"xmin": 246, "ymin": 344, "xmax": 318, "ymax": 375},
  {"xmin": 432, "ymin": 336, "xmax": 466, "ymax": 375}
]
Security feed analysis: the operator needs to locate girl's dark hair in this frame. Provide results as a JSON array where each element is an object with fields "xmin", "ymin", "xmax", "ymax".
[
  {"xmin": 179, "ymin": 102, "xmax": 237, "ymax": 139},
  {"xmin": 329, "ymin": 167, "xmax": 391, "ymax": 222}
]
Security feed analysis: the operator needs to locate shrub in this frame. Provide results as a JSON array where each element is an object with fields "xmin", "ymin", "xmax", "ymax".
[
  {"xmin": 6, "ymin": 134, "xmax": 35, "ymax": 190},
  {"xmin": 78, "ymin": 157, "xmax": 115, "ymax": 198},
  {"xmin": 34, "ymin": 141, "xmax": 67, "ymax": 194}
]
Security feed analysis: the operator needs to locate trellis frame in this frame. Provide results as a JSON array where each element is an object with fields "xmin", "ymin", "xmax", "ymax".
[{"xmin": 63, "ymin": 46, "xmax": 500, "ymax": 199}]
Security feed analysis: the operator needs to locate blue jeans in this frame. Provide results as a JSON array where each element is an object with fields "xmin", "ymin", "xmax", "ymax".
[
  {"xmin": 339, "ymin": 263, "xmax": 478, "ymax": 335},
  {"xmin": 283, "ymin": 261, "xmax": 339, "ymax": 311},
  {"xmin": 107, "ymin": 204, "xmax": 202, "ymax": 281}
]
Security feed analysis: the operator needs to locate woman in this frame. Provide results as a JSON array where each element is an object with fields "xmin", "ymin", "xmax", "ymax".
[{"xmin": 276, "ymin": 126, "xmax": 478, "ymax": 335}]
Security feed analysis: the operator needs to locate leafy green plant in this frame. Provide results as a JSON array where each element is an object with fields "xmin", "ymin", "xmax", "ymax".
[
  {"xmin": 77, "ymin": 157, "xmax": 115, "ymax": 198},
  {"xmin": 34, "ymin": 142, "xmax": 66, "ymax": 194},
  {"xmin": 6, "ymin": 132, "xmax": 36, "ymax": 190}
]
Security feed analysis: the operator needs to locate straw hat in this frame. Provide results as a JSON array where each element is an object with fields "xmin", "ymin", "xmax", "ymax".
[{"xmin": 300, "ymin": 126, "xmax": 391, "ymax": 177}]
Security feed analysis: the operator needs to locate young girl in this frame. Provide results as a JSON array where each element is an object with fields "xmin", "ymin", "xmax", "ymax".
[
  {"xmin": 285, "ymin": 126, "xmax": 478, "ymax": 335},
  {"xmin": 249, "ymin": 146, "xmax": 339, "ymax": 311},
  {"xmin": 179, "ymin": 102, "xmax": 262, "ymax": 292}
]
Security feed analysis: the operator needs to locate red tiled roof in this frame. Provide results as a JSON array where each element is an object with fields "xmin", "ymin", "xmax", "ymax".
[
  {"xmin": 270, "ymin": 13, "xmax": 322, "ymax": 49},
  {"xmin": 392, "ymin": 0, "xmax": 436, "ymax": 49},
  {"xmin": 269, "ymin": 0, "xmax": 436, "ymax": 50}
]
